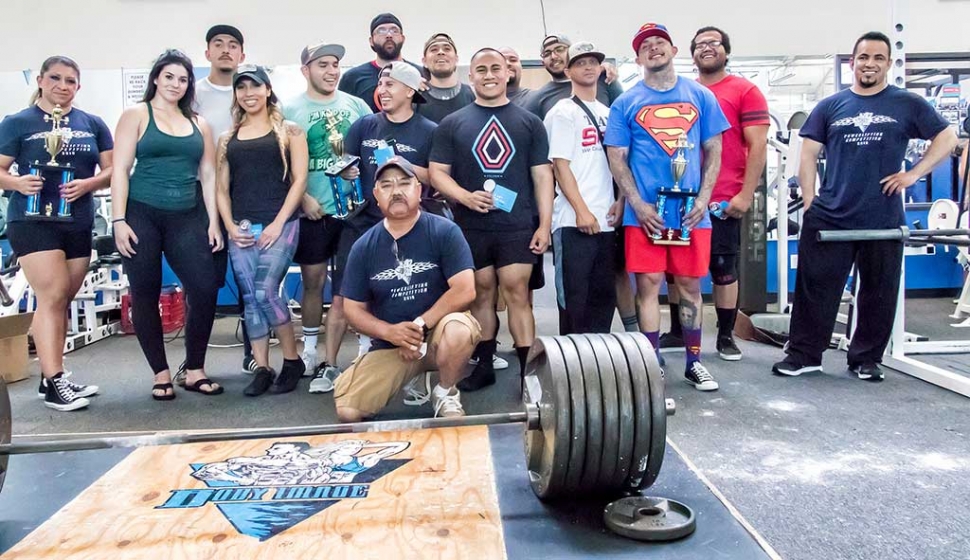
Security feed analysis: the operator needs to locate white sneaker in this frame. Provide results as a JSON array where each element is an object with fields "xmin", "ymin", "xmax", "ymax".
[
  {"xmin": 403, "ymin": 371, "xmax": 433, "ymax": 406},
  {"xmin": 301, "ymin": 350, "xmax": 319, "ymax": 377},
  {"xmin": 685, "ymin": 362, "xmax": 719, "ymax": 391},
  {"xmin": 432, "ymin": 386, "xmax": 465, "ymax": 418},
  {"xmin": 468, "ymin": 355, "xmax": 509, "ymax": 370},
  {"xmin": 309, "ymin": 365, "xmax": 341, "ymax": 394}
]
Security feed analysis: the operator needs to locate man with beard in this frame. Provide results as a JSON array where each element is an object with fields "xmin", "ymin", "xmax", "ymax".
[
  {"xmin": 526, "ymin": 34, "xmax": 624, "ymax": 121},
  {"xmin": 772, "ymin": 31, "xmax": 956, "ymax": 381},
  {"xmin": 283, "ymin": 42, "xmax": 371, "ymax": 393},
  {"xmin": 499, "ymin": 47, "xmax": 532, "ymax": 107},
  {"xmin": 417, "ymin": 33, "xmax": 475, "ymax": 124},
  {"xmin": 430, "ymin": 48, "xmax": 554, "ymax": 391},
  {"xmin": 339, "ymin": 13, "xmax": 423, "ymax": 113},
  {"xmin": 660, "ymin": 26, "xmax": 770, "ymax": 362}
]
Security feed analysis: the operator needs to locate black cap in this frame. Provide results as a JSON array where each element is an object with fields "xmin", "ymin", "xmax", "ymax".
[
  {"xmin": 375, "ymin": 156, "xmax": 417, "ymax": 180},
  {"xmin": 370, "ymin": 13, "xmax": 403, "ymax": 34},
  {"xmin": 232, "ymin": 64, "xmax": 271, "ymax": 87},
  {"xmin": 206, "ymin": 24, "xmax": 244, "ymax": 46}
]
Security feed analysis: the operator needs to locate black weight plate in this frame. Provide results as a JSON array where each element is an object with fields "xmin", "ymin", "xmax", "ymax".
[
  {"xmin": 0, "ymin": 376, "xmax": 10, "ymax": 493},
  {"xmin": 639, "ymin": 332, "xmax": 668, "ymax": 490},
  {"xmin": 600, "ymin": 334, "xmax": 635, "ymax": 491},
  {"xmin": 603, "ymin": 496, "xmax": 697, "ymax": 542},
  {"xmin": 589, "ymin": 334, "xmax": 620, "ymax": 490},
  {"xmin": 554, "ymin": 336, "xmax": 587, "ymax": 493},
  {"xmin": 567, "ymin": 334, "xmax": 603, "ymax": 492},
  {"xmin": 612, "ymin": 333, "xmax": 653, "ymax": 491},
  {"xmin": 524, "ymin": 337, "xmax": 571, "ymax": 500}
]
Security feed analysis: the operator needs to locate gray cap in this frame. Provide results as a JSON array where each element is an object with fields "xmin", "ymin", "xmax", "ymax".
[
  {"xmin": 301, "ymin": 42, "xmax": 345, "ymax": 65},
  {"xmin": 567, "ymin": 41, "xmax": 605, "ymax": 68},
  {"xmin": 375, "ymin": 156, "xmax": 417, "ymax": 180},
  {"xmin": 378, "ymin": 63, "xmax": 426, "ymax": 104}
]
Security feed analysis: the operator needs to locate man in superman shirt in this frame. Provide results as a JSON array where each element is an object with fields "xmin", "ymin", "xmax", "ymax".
[{"xmin": 605, "ymin": 23, "xmax": 729, "ymax": 391}]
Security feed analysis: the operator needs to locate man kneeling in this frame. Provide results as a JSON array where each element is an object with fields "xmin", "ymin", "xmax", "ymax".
[{"xmin": 335, "ymin": 156, "xmax": 481, "ymax": 422}]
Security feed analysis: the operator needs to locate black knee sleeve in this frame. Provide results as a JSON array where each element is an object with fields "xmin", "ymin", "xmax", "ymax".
[{"xmin": 710, "ymin": 254, "xmax": 738, "ymax": 286}]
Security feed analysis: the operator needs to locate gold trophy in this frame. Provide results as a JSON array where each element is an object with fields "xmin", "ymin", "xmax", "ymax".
[
  {"xmin": 27, "ymin": 104, "xmax": 75, "ymax": 220},
  {"xmin": 323, "ymin": 110, "xmax": 365, "ymax": 219},
  {"xmin": 652, "ymin": 134, "xmax": 695, "ymax": 245}
]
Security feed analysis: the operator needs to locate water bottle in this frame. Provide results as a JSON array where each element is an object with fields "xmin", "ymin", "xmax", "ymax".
[
  {"xmin": 709, "ymin": 201, "xmax": 729, "ymax": 219},
  {"xmin": 238, "ymin": 219, "xmax": 252, "ymax": 233}
]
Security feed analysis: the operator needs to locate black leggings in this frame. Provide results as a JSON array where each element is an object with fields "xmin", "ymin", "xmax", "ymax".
[{"xmin": 122, "ymin": 200, "xmax": 219, "ymax": 374}]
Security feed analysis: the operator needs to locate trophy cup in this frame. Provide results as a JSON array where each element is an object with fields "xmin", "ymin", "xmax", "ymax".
[
  {"xmin": 322, "ymin": 111, "xmax": 366, "ymax": 220},
  {"xmin": 26, "ymin": 104, "xmax": 75, "ymax": 221},
  {"xmin": 652, "ymin": 134, "xmax": 695, "ymax": 246}
]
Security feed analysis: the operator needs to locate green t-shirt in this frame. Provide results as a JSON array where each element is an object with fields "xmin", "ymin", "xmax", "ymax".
[{"xmin": 282, "ymin": 91, "xmax": 371, "ymax": 215}]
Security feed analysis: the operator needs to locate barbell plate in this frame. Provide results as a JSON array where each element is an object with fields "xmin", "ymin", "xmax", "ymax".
[
  {"xmin": 612, "ymin": 333, "xmax": 653, "ymax": 491},
  {"xmin": 600, "ymin": 334, "xmax": 635, "ymax": 490},
  {"xmin": 555, "ymin": 336, "xmax": 587, "ymax": 493},
  {"xmin": 524, "ymin": 336, "xmax": 571, "ymax": 500},
  {"xmin": 603, "ymin": 496, "xmax": 697, "ymax": 542},
  {"xmin": 589, "ymin": 334, "xmax": 620, "ymax": 490},
  {"xmin": 642, "ymin": 334, "xmax": 668, "ymax": 490},
  {"xmin": 0, "ymin": 377, "xmax": 9, "ymax": 494},
  {"xmin": 567, "ymin": 334, "xmax": 603, "ymax": 493}
]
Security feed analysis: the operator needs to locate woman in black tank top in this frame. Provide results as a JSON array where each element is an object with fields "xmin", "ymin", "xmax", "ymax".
[{"xmin": 216, "ymin": 65, "xmax": 309, "ymax": 396}]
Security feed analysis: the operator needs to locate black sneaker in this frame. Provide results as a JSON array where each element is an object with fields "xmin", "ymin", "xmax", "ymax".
[
  {"xmin": 684, "ymin": 362, "xmax": 719, "ymax": 391},
  {"xmin": 37, "ymin": 372, "xmax": 99, "ymax": 399},
  {"xmin": 244, "ymin": 367, "xmax": 274, "ymax": 397},
  {"xmin": 44, "ymin": 373, "xmax": 91, "ymax": 411},
  {"xmin": 658, "ymin": 331, "xmax": 685, "ymax": 351},
  {"xmin": 457, "ymin": 359, "xmax": 495, "ymax": 392},
  {"xmin": 242, "ymin": 355, "xmax": 258, "ymax": 375},
  {"xmin": 269, "ymin": 359, "xmax": 305, "ymax": 394},
  {"xmin": 771, "ymin": 356, "xmax": 822, "ymax": 377},
  {"xmin": 850, "ymin": 362, "xmax": 885, "ymax": 382},
  {"xmin": 716, "ymin": 336, "xmax": 743, "ymax": 361}
]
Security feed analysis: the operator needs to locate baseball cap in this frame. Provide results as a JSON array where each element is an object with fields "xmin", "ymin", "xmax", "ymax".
[
  {"xmin": 424, "ymin": 32, "xmax": 457, "ymax": 54},
  {"xmin": 567, "ymin": 41, "xmax": 605, "ymax": 68},
  {"xmin": 541, "ymin": 34, "xmax": 572, "ymax": 51},
  {"xmin": 632, "ymin": 23, "xmax": 673, "ymax": 53},
  {"xmin": 301, "ymin": 42, "xmax": 345, "ymax": 65},
  {"xmin": 232, "ymin": 64, "xmax": 271, "ymax": 87},
  {"xmin": 378, "ymin": 63, "xmax": 427, "ymax": 104},
  {"xmin": 206, "ymin": 24, "xmax": 244, "ymax": 45},
  {"xmin": 376, "ymin": 156, "xmax": 417, "ymax": 180},
  {"xmin": 370, "ymin": 13, "xmax": 403, "ymax": 34}
]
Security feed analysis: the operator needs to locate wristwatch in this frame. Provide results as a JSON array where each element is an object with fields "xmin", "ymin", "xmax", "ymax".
[{"xmin": 413, "ymin": 316, "xmax": 430, "ymax": 339}]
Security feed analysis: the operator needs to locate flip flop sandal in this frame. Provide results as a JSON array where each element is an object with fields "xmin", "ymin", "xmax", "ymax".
[
  {"xmin": 152, "ymin": 383, "xmax": 176, "ymax": 401},
  {"xmin": 184, "ymin": 378, "xmax": 224, "ymax": 396}
]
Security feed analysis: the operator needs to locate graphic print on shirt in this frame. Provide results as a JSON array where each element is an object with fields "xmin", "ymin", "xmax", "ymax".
[
  {"xmin": 472, "ymin": 115, "xmax": 517, "ymax": 174},
  {"xmin": 634, "ymin": 103, "xmax": 700, "ymax": 155},
  {"xmin": 24, "ymin": 128, "xmax": 97, "ymax": 159},
  {"xmin": 831, "ymin": 111, "xmax": 899, "ymax": 146},
  {"xmin": 372, "ymin": 253, "xmax": 439, "ymax": 302},
  {"xmin": 305, "ymin": 108, "xmax": 355, "ymax": 172}
]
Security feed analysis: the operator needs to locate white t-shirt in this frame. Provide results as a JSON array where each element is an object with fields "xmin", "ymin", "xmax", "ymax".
[
  {"xmin": 194, "ymin": 77, "xmax": 234, "ymax": 141},
  {"xmin": 544, "ymin": 97, "xmax": 614, "ymax": 232}
]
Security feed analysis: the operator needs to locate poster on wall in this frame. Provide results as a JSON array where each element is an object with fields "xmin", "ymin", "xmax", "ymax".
[{"xmin": 123, "ymin": 69, "xmax": 149, "ymax": 107}]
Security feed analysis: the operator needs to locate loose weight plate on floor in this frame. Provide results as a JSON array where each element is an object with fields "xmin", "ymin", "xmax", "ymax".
[
  {"xmin": 604, "ymin": 496, "xmax": 697, "ymax": 542},
  {"xmin": 600, "ymin": 334, "xmax": 635, "ymax": 490},
  {"xmin": 588, "ymin": 334, "xmax": 620, "ymax": 489},
  {"xmin": 568, "ymin": 334, "xmax": 603, "ymax": 492},
  {"xmin": 555, "ymin": 337, "xmax": 587, "ymax": 493},
  {"xmin": 0, "ymin": 377, "xmax": 9, "ymax": 493},
  {"xmin": 524, "ymin": 337, "xmax": 571, "ymax": 499},
  {"xmin": 613, "ymin": 333, "xmax": 653, "ymax": 491}
]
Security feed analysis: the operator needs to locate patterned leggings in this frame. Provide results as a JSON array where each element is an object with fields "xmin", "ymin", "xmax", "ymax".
[{"xmin": 228, "ymin": 220, "xmax": 300, "ymax": 340}]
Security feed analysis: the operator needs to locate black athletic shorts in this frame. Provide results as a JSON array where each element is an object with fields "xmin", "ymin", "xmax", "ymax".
[
  {"xmin": 465, "ymin": 228, "xmax": 537, "ymax": 270},
  {"xmin": 711, "ymin": 216, "xmax": 742, "ymax": 255},
  {"xmin": 331, "ymin": 220, "xmax": 374, "ymax": 296},
  {"xmin": 6, "ymin": 220, "xmax": 92, "ymax": 260},
  {"xmin": 293, "ymin": 216, "xmax": 344, "ymax": 266},
  {"xmin": 614, "ymin": 227, "xmax": 626, "ymax": 270}
]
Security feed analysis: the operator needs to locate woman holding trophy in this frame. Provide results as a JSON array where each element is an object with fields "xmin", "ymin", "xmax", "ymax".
[
  {"xmin": 215, "ymin": 65, "xmax": 309, "ymax": 396},
  {"xmin": 0, "ymin": 55, "xmax": 113, "ymax": 411},
  {"xmin": 111, "ymin": 49, "xmax": 224, "ymax": 401}
]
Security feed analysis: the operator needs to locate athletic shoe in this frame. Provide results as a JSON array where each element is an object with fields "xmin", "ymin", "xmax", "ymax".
[
  {"xmin": 850, "ymin": 362, "xmax": 885, "ymax": 382},
  {"xmin": 37, "ymin": 373, "xmax": 98, "ymax": 399},
  {"xmin": 269, "ymin": 359, "xmax": 306, "ymax": 394},
  {"xmin": 467, "ymin": 355, "xmax": 510, "ymax": 370},
  {"xmin": 309, "ymin": 364, "xmax": 342, "ymax": 394},
  {"xmin": 658, "ymin": 331, "xmax": 685, "ymax": 351},
  {"xmin": 44, "ymin": 373, "xmax": 91, "ymax": 411},
  {"xmin": 301, "ymin": 350, "xmax": 319, "ymax": 377},
  {"xmin": 457, "ymin": 359, "xmax": 495, "ymax": 392},
  {"xmin": 242, "ymin": 355, "xmax": 258, "ymax": 375},
  {"xmin": 684, "ymin": 362, "xmax": 719, "ymax": 391},
  {"xmin": 716, "ymin": 336, "xmax": 743, "ymax": 361},
  {"xmin": 403, "ymin": 371, "xmax": 433, "ymax": 406},
  {"xmin": 244, "ymin": 367, "xmax": 274, "ymax": 397},
  {"xmin": 432, "ymin": 387, "xmax": 465, "ymax": 418},
  {"xmin": 771, "ymin": 356, "xmax": 823, "ymax": 377}
]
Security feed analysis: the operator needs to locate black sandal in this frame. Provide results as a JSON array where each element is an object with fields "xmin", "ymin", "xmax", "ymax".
[
  {"xmin": 152, "ymin": 383, "xmax": 176, "ymax": 401},
  {"xmin": 184, "ymin": 377, "xmax": 224, "ymax": 396}
]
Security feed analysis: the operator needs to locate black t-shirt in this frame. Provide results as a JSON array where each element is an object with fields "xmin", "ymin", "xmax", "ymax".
[
  {"xmin": 416, "ymin": 83, "xmax": 476, "ymax": 124},
  {"xmin": 338, "ymin": 60, "xmax": 424, "ymax": 113},
  {"xmin": 525, "ymin": 74, "xmax": 623, "ymax": 120},
  {"xmin": 344, "ymin": 112, "xmax": 437, "ymax": 229},
  {"xmin": 429, "ymin": 102, "xmax": 549, "ymax": 230},
  {"xmin": 340, "ymin": 212, "xmax": 474, "ymax": 351},
  {"xmin": 226, "ymin": 131, "xmax": 293, "ymax": 225}
]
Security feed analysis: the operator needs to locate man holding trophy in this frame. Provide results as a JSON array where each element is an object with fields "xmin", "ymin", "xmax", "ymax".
[{"xmin": 605, "ymin": 23, "xmax": 729, "ymax": 391}]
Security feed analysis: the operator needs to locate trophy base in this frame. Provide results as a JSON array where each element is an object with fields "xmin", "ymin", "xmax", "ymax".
[
  {"xmin": 651, "ymin": 230, "xmax": 691, "ymax": 246},
  {"xmin": 323, "ymin": 156, "xmax": 362, "ymax": 178},
  {"xmin": 334, "ymin": 200, "xmax": 369, "ymax": 222},
  {"xmin": 24, "ymin": 213, "xmax": 74, "ymax": 223}
]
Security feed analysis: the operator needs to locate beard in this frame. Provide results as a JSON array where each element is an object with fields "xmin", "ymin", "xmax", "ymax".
[
  {"xmin": 857, "ymin": 74, "xmax": 880, "ymax": 88},
  {"xmin": 429, "ymin": 66, "xmax": 456, "ymax": 80},
  {"xmin": 696, "ymin": 57, "xmax": 726, "ymax": 75},
  {"xmin": 372, "ymin": 40, "xmax": 403, "ymax": 61}
]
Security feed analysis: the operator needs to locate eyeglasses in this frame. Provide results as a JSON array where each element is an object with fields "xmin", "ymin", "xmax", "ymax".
[
  {"xmin": 376, "ymin": 177, "xmax": 415, "ymax": 192},
  {"xmin": 541, "ymin": 45, "xmax": 568, "ymax": 59},
  {"xmin": 373, "ymin": 27, "xmax": 402, "ymax": 37},
  {"xmin": 694, "ymin": 40, "xmax": 723, "ymax": 51}
]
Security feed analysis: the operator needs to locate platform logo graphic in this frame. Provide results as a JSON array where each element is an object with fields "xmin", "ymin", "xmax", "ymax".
[
  {"xmin": 634, "ymin": 103, "xmax": 699, "ymax": 156},
  {"xmin": 832, "ymin": 111, "xmax": 897, "ymax": 133},
  {"xmin": 472, "ymin": 115, "xmax": 516, "ymax": 174},
  {"xmin": 157, "ymin": 440, "xmax": 411, "ymax": 541}
]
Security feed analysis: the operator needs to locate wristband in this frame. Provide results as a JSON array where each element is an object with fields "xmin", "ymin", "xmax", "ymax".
[{"xmin": 111, "ymin": 218, "xmax": 126, "ymax": 224}]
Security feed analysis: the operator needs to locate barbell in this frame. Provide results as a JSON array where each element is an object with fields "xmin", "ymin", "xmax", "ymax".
[
  {"xmin": 818, "ymin": 226, "xmax": 970, "ymax": 247},
  {"xmin": 0, "ymin": 332, "xmax": 674, "ymax": 503}
]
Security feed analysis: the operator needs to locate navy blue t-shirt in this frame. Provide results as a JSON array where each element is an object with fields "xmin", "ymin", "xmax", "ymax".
[
  {"xmin": 344, "ymin": 112, "xmax": 437, "ymax": 230},
  {"xmin": 0, "ymin": 105, "xmax": 112, "ymax": 225},
  {"xmin": 340, "ymin": 212, "xmax": 474, "ymax": 351},
  {"xmin": 799, "ymin": 86, "xmax": 949, "ymax": 229}
]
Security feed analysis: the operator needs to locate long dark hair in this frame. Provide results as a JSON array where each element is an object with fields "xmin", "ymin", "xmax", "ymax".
[
  {"xmin": 29, "ymin": 55, "xmax": 81, "ymax": 106},
  {"xmin": 142, "ymin": 49, "xmax": 196, "ymax": 119},
  {"xmin": 225, "ymin": 74, "xmax": 289, "ymax": 180}
]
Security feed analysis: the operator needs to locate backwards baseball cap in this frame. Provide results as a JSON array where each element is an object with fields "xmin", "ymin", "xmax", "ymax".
[
  {"xmin": 301, "ymin": 42, "xmax": 345, "ymax": 65},
  {"xmin": 375, "ymin": 156, "xmax": 417, "ymax": 180},
  {"xmin": 370, "ymin": 13, "xmax": 403, "ymax": 34},
  {"xmin": 632, "ymin": 23, "xmax": 673, "ymax": 53},
  {"xmin": 541, "ymin": 34, "xmax": 572, "ymax": 51},
  {"xmin": 567, "ymin": 41, "xmax": 605, "ymax": 68},
  {"xmin": 378, "ymin": 63, "xmax": 427, "ymax": 104},
  {"xmin": 424, "ymin": 32, "xmax": 457, "ymax": 54},
  {"xmin": 206, "ymin": 24, "xmax": 244, "ymax": 45},
  {"xmin": 232, "ymin": 64, "xmax": 271, "ymax": 87}
]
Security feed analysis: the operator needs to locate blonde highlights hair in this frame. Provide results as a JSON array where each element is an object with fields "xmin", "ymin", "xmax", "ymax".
[{"xmin": 224, "ymin": 83, "xmax": 289, "ymax": 180}]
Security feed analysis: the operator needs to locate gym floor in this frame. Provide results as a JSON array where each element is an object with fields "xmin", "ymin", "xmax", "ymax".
[{"xmin": 3, "ymin": 259, "xmax": 970, "ymax": 559}]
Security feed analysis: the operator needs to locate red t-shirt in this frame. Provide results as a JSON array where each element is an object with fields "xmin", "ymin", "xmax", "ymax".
[{"xmin": 701, "ymin": 74, "xmax": 770, "ymax": 202}]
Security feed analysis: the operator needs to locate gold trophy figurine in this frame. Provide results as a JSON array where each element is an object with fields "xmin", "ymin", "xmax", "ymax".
[
  {"xmin": 323, "ymin": 111, "xmax": 365, "ymax": 219},
  {"xmin": 27, "ymin": 104, "xmax": 75, "ymax": 220},
  {"xmin": 653, "ymin": 134, "xmax": 695, "ymax": 245}
]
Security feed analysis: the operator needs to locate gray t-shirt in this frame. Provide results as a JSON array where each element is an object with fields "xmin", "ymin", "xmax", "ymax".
[{"xmin": 194, "ymin": 77, "xmax": 234, "ymax": 140}]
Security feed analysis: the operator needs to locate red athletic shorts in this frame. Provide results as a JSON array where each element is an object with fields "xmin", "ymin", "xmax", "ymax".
[{"xmin": 624, "ymin": 226, "xmax": 712, "ymax": 277}]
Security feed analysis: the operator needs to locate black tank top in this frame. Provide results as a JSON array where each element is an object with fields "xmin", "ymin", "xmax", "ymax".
[{"xmin": 227, "ymin": 129, "xmax": 292, "ymax": 224}]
